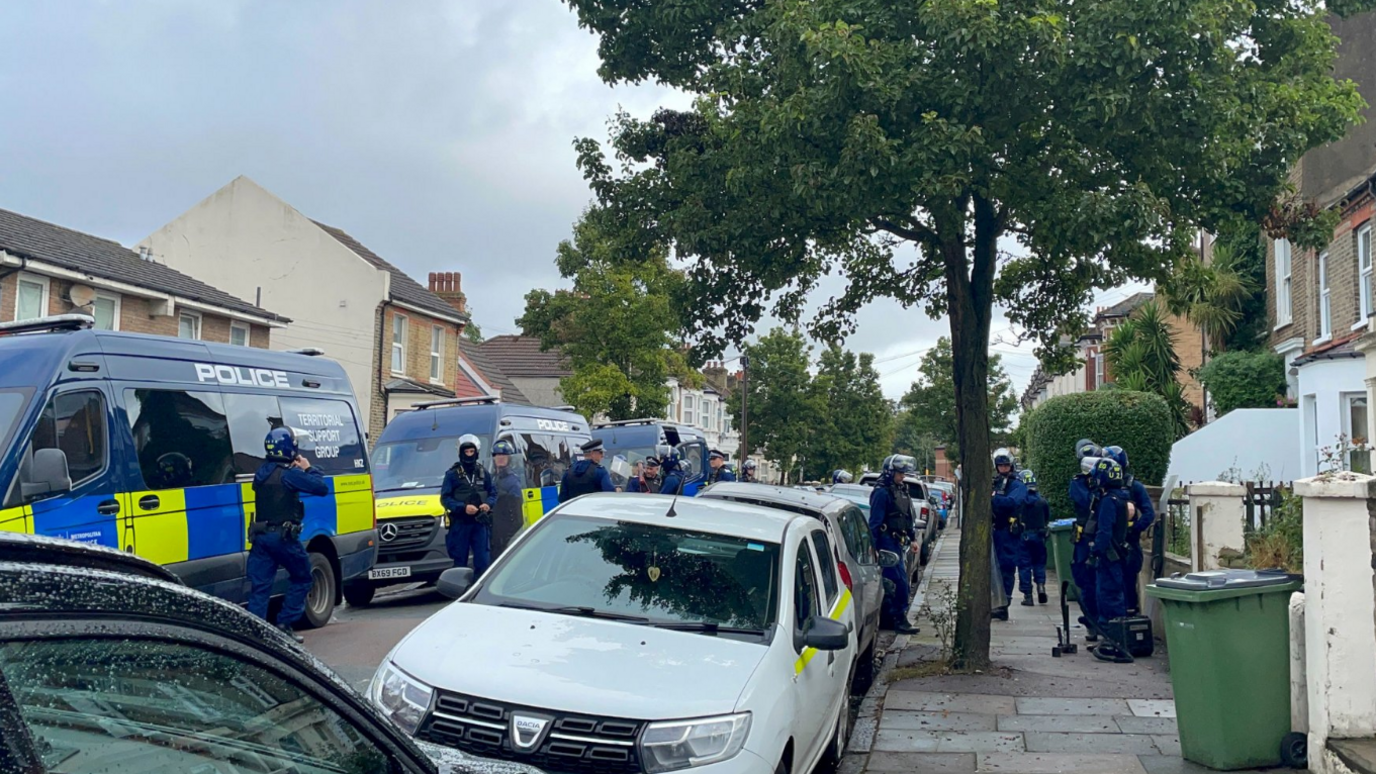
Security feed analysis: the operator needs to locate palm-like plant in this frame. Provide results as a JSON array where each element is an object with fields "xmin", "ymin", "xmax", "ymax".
[
  {"xmin": 1160, "ymin": 242, "xmax": 1257, "ymax": 354},
  {"xmin": 1105, "ymin": 300, "xmax": 1192, "ymax": 437}
]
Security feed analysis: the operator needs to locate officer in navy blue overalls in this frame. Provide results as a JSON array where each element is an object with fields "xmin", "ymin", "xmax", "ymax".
[
  {"xmin": 441, "ymin": 434, "xmax": 497, "ymax": 577},
  {"xmin": 990, "ymin": 448, "xmax": 1027, "ymax": 621},
  {"xmin": 1016, "ymin": 469, "xmax": 1050, "ymax": 607},
  {"xmin": 869, "ymin": 455, "xmax": 920, "ymax": 635},
  {"xmin": 1088, "ymin": 457, "xmax": 1134, "ymax": 663},
  {"xmin": 1069, "ymin": 438, "xmax": 1103, "ymax": 640},
  {"xmin": 248, "ymin": 427, "xmax": 328, "ymax": 643},
  {"xmin": 657, "ymin": 446, "xmax": 686, "ymax": 495},
  {"xmin": 559, "ymin": 438, "xmax": 617, "ymax": 501},
  {"xmin": 708, "ymin": 449, "xmax": 737, "ymax": 483},
  {"xmin": 1103, "ymin": 445, "xmax": 1155, "ymax": 613}
]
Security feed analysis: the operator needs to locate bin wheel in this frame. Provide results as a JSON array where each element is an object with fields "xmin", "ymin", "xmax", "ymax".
[{"xmin": 1279, "ymin": 732, "xmax": 1307, "ymax": 769}]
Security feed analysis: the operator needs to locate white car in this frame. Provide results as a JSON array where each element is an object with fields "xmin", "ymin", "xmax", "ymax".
[{"xmin": 370, "ymin": 493, "xmax": 858, "ymax": 774}]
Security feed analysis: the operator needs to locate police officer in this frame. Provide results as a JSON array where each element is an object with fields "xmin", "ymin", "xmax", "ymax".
[
  {"xmin": 1016, "ymin": 469, "xmax": 1050, "ymax": 606},
  {"xmin": 560, "ymin": 439, "xmax": 617, "ymax": 501},
  {"xmin": 741, "ymin": 458, "xmax": 758, "ymax": 483},
  {"xmin": 707, "ymin": 449, "xmax": 737, "ymax": 483},
  {"xmin": 869, "ymin": 455, "xmax": 920, "ymax": 634},
  {"xmin": 629, "ymin": 457, "xmax": 661, "ymax": 492},
  {"xmin": 1087, "ymin": 457, "xmax": 1134, "ymax": 663},
  {"xmin": 491, "ymin": 439, "xmax": 523, "ymax": 500},
  {"xmin": 991, "ymin": 448, "xmax": 1027, "ymax": 621},
  {"xmin": 658, "ymin": 446, "xmax": 686, "ymax": 494},
  {"xmin": 1069, "ymin": 438, "xmax": 1103, "ymax": 640},
  {"xmin": 1103, "ymin": 445, "xmax": 1155, "ymax": 613},
  {"xmin": 248, "ymin": 428, "xmax": 328, "ymax": 643},
  {"xmin": 441, "ymin": 434, "xmax": 497, "ymax": 578},
  {"xmin": 832, "ymin": 469, "xmax": 853, "ymax": 485}
]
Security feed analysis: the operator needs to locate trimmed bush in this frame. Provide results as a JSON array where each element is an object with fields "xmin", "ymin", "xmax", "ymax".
[
  {"xmin": 1195, "ymin": 350, "xmax": 1288, "ymax": 416},
  {"xmin": 1022, "ymin": 390, "xmax": 1174, "ymax": 519}
]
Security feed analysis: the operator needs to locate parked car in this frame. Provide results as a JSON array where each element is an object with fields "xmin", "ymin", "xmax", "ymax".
[
  {"xmin": 0, "ymin": 531, "xmax": 538, "ymax": 774},
  {"xmin": 853, "ymin": 474, "xmax": 941, "ymax": 565},
  {"xmin": 697, "ymin": 481, "xmax": 883, "ymax": 693},
  {"xmin": 827, "ymin": 483, "xmax": 920, "ymax": 587},
  {"xmin": 375, "ymin": 493, "xmax": 858, "ymax": 774},
  {"xmin": 926, "ymin": 481, "xmax": 957, "ymax": 528}
]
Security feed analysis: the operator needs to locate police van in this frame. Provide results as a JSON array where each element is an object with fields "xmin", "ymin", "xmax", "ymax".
[
  {"xmin": 353, "ymin": 397, "xmax": 590, "ymax": 606},
  {"xmin": 0, "ymin": 316, "xmax": 377, "ymax": 628},
  {"xmin": 591, "ymin": 418, "xmax": 709, "ymax": 495}
]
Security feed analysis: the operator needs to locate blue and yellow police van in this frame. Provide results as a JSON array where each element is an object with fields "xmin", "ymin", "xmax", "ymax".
[
  {"xmin": 591, "ymin": 418, "xmax": 709, "ymax": 495},
  {"xmin": 353, "ymin": 396, "xmax": 591, "ymax": 605},
  {"xmin": 0, "ymin": 315, "xmax": 376, "ymax": 628}
]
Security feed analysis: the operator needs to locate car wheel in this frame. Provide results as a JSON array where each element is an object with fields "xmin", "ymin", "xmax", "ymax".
[
  {"xmin": 300, "ymin": 552, "xmax": 337, "ymax": 629},
  {"xmin": 343, "ymin": 581, "xmax": 375, "ymax": 608},
  {"xmin": 920, "ymin": 540, "xmax": 933, "ymax": 566},
  {"xmin": 851, "ymin": 643, "xmax": 876, "ymax": 695},
  {"xmin": 822, "ymin": 695, "xmax": 849, "ymax": 767}
]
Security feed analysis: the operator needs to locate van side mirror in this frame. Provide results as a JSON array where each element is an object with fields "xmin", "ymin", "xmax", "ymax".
[
  {"xmin": 437, "ymin": 567, "xmax": 475, "ymax": 600},
  {"xmin": 878, "ymin": 550, "xmax": 902, "ymax": 569},
  {"xmin": 22, "ymin": 449, "xmax": 71, "ymax": 500},
  {"xmin": 801, "ymin": 616, "xmax": 849, "ymax": 651}
]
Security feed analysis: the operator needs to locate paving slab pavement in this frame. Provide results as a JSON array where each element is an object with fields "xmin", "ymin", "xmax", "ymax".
[{"xmin": 845, "ymin": 529, "xmax": 1302, "ymax": 774}]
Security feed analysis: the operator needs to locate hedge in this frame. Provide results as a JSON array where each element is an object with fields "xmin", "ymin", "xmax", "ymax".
[
  {"xmin": 1195, "ymin": 350, "xmax": 1288, "ymax": 416},
  {"xmin": 1022, "ymin": 390, "xmax": 1174, "ymax": 520}
]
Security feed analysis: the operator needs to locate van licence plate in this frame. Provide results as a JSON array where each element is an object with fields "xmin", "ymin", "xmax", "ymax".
[{"xmin": 368, "ymin": 567, "xmax": 412, "ymax": 580}]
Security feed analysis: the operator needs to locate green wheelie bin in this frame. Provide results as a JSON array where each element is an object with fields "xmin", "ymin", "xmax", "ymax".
[
  {"xmin": 1048, "ymin": 518, "xmax": 1079, "ymax": 601},
  {"xmin": 1146, "ymin": 569, "xmax": 1302, "ymax": 770}
]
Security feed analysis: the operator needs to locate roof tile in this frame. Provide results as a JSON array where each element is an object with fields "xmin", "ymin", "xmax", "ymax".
[
  {"xmin": 459, "ymin": 337, "xmax": 532, "ymax": 405},
  {"xmin": 480, "ymin": 335, "xmax": 572, "ymax": 378},
  {"xmin": 312, "ymin": 221, "xmax": 468, "ymax": 324}
]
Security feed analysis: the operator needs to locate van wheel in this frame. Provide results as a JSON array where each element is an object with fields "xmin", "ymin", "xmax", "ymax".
[
  {"xmin": 343, "ymin": 582, "xmax": 375, "ymax": 608},
  {"xmin": 301, "ymin": 552, "xmax": 336, "ymax": 629}
]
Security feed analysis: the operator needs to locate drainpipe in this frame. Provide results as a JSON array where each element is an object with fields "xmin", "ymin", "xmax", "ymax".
[{"xmin": 375, "ymin": 302, "xmax": 390, "ymax": 440}]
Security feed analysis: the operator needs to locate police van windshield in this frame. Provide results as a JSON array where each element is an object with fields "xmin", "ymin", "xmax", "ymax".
[
  {"xmin": 372, "ymin": 435, "xmax": 492, "ymax": 493},
  {"xmin": 0, "ymin": 390, "xmax": 30, "ymax": 453}
]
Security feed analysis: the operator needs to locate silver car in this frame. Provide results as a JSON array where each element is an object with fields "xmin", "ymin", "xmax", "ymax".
[{"xmin": 697, "ymin": 482, "xmax": 884, "ymax": 693}]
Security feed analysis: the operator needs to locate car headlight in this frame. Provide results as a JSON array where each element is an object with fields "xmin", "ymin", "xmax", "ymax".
[
  {"xmin": 640, "ymin": 712, "xmax": 751, "ymax": 772},
  {"xmin": 369, "ymin": 662, "xmax": 434, "ymax": 736}
]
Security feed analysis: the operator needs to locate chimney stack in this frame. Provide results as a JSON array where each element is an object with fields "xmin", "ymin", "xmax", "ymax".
[{"xmin": 429, "ymin": 272, "xmax": 466, "ymax": 315}]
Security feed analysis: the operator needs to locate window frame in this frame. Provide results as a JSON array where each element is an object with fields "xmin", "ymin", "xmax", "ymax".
[
  {"xmin": 792, "ymin": 539, "xmax": 821, "ymax": 650},
  {"xmin": 1275, "ymin": 238, "xmax": 1293, "ymax": 327},
  {"xmin": 13, "ymin": 272, "xmax": 50, "ymax": 322},
  {"xmin": 1318, "ymin": 250, "xmax": 1332, "ymax": 343},
  {"xmin": 123, "ymin": 388, "xmax": 235, "ymax": 489},
  {"xmin": 683, "ymin": 393, "xmax": 696, "ymax": 426},
  {"xmin": 20, "ymin": 389, "xmax": 110, "ymax": 501},
  {"xmin": 177, "ymin": 310, "xmax": 202, "ymax": 341},
  {"xmin": 229, "ymin": 321, "xmax": 250, "ymax": 346},
  {"xmin": 92, "ymin": 290, "xmax": 121, "ymax": 331},
  {"xmin": 430, "ymin": 325, "xmax": 444, "ymax": 384},
  {"xmin": 1094, "ymin": 352, "xmax": 1105, "ymax": 389},
  {"xmin": 1360, "ymin": 223, "xmax": 1374, "ymax": 324},
  {"xmin": 1343, "ymin": 391, "xmax": 1370, "ymax": 474},
  {"xmin": 810, "ymin": 528, "xmax": 840, "ymax": 606},
  {"xmin": 391, "ymin": 313, "xmax": 408, "ymax": 375}
]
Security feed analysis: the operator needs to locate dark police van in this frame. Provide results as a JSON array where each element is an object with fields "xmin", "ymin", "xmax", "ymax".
[
  {"xmin": 591, "ymin": 418, "xmax": 709, "ymax": 495},
  {"xmin": 353, "ymin": 397, "xmax": 591, "ymax": 605},
  {"xmin": 0, "ymin": 316, "xmax": 377, "ymax": 628}
]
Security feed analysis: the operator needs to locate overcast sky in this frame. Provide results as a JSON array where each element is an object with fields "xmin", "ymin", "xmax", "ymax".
[{"xmin": 0, "ymin": 1, "xmax": 1144, "ymax": 402}]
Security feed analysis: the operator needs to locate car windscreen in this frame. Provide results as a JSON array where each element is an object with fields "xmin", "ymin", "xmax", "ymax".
[
  {"xmin": 475, "ymin": 515, "xmax": 781, "ymax": 631},
  {"xmin": 372, "ymin": 434, "xmax": 492, "ymax": 493},
  {"xmin": 830, "ymin": 492, "xmax": 871, "ymax": 512},
  {"xmin": 0, "ymin": 389, "xmax": 31, "ymax": 453}
]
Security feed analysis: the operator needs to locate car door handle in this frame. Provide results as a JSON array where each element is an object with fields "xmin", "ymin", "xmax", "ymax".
[
  {"xmin": 97, "ymin": 499, "xmax": 121, "ymax": 516},
  {"xmin": 138, "ymin": 495, "xmax": 161, "ymax": 511}
]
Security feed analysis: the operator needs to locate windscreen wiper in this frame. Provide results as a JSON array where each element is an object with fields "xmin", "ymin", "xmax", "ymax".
[
  {"xmin": 500, "ymin": 602, "xmax": 649, "ymax": 623},
  {"xmin": 650, "ymin": 621, "xmax": 766, "ymax": 636}
]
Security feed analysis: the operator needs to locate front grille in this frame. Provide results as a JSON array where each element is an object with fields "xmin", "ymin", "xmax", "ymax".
[
  {"xmin": 378, "ymin": 516, "xmax": 437, "ymax": 552},
  {"xmin": 420, "ymin": 690, "xmax": 645, "ymax": 774}
]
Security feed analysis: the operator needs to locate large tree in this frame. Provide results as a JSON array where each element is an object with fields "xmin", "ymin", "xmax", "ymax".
[
  {"xmin": 896, "ymin": 337, "xmax": 1018, "ymax": 458},
  {"xmin": 565, "ymin": 0, "xmax": 1369, "ymax": 667},
  {"xmin": 726, "ymin": 328, "xmax": 822, "ymax": 480},
  {"xmin": 809, "ymin": 347, "xmax": 894, "ymax": 478},
  {"xmin": 519, "ymin": 209, "xmax": 697, "ymax": 421}
]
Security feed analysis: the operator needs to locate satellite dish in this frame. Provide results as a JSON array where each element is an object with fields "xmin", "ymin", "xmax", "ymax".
[{"xmin": 68, "ymin": 284, "xmax": 97, "ymax": 307}]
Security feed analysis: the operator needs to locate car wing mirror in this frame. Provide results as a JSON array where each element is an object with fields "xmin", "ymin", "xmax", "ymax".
[
  {"xmin": 436, "ymin": 567, "xmax": 475, "ymax": 600},
  {"xmin": 802, "ymin": 616, "xmax": 849, "ymax": 651},
  {"xmin": 878, "ymin": 550, "xmax": 902, "ymax": 569},
  {"xmin": 22, "ymin": 448, "xmax": 71, "ymax": 500}
]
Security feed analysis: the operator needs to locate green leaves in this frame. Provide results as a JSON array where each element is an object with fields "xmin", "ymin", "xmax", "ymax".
[
  {"xmin": 1103, "ymin": 300, "xmax": 1193, "ymax": 438},
  {"xmin": 1196, "ymin": 350, "xmax": 1289, "ymax": 416},
  {"xmin": 894, "ymin": 337, "xmax": 1018, "ymax": 458}
]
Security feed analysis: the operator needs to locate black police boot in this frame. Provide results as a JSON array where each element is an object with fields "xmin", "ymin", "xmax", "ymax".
[
  {"xmin": 895, "ymin": 620, "xmax": 920, "ymax": 635},
  {"xmin": 1077, "ymin": 615, "xmax": 1100, "ymax": 642},
  {"xmin": 991, "ymin": 606, "xmax": 1009, "ymax": 621},
  {"xmin": 1037, "ymin": 584, "xmax": 1049, "ymax": 604},
  {"xmin": 1020, "ymin": 593, "xmax": 1034, "ymax": 607},
  {"xmin": 277, "ymin": 624, "xmax": 305, "ymax": 644}
]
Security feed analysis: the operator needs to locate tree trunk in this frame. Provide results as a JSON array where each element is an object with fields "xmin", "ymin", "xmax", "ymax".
[{"xmin": 943, "ymin": 196, "xmax": 1000, "ymax": 671}]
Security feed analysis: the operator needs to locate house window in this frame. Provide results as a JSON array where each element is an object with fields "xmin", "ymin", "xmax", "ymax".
[
  {"xmin": 229, "ymin": 322, "xmax": 250, "ymax": 347},
  {"xmin": 14, "ymin": 274, "xmax": 49, "ymax": 322},
  {"xmin": 684, "ymin": 394, "xmax": 696, "ymax": 426},
  {"xmin": 1344, "ymin": 392, "xmax": 1370, "ymax": 474},
  {"xmin": 1275, "ymin": 238, "xmax": 1292, "ymax": 326},
  {"xmin": 1360, "ymin": 224, "xmax": 1373, "ymax": 321},
  {"xmin": 391, "ymin": 314, "xmax": 407, "ymax": 374},
  {"xmin": 178, "ymin": 312, "xmax": 201, "ymax": 340},
  {"xmin": 1318, "ymin": 251, "xmax": 1331, "ymax": 342},
  {"xmin": 430, "ymin": 326, "xmax": 444, "ymax": 383},
  {"xmin": 1094, "ymin": 352, "xmax": 1105, "ymax": 389},
  {"xmin": 92, "ymin": 292, "xmax": 120, "ymax": 331}
]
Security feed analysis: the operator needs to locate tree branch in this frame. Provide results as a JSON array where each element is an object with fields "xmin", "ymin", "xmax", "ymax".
[{"xmin": 871, "ymin": 217, "xmax": 941, "ymax": 249}]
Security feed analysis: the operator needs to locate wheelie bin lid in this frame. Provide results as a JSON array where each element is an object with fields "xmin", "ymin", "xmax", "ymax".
[
  {"xmin": 1148, "ymin": 569, "xmax": 1301, "ymax": 602},
  {"xmin": 1049, "ymin": 518, "xmax": 1077, "ymax": 532}
]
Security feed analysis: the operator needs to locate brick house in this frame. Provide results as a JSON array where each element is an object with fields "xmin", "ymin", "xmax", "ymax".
[
  {"xmin": 478, "ymin": 335, "xmax": 572, "ymax": 407},
  {"xmin": 1267, "ymin": 11, "xmax": 1376, "ymax": 476},
  {"xmin": 140, "ymin": 176, "xmax": 470, "ymax": 441},
  {"xmin": 0, "ymin": 206, "xmax": 283, "ymax": 343}
]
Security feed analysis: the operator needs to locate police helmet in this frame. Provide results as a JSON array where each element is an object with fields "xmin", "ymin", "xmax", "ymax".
[
  {"xmin": 709, "ymin": 449, "xmax": 727, "ymax": 461},
  {"xmin": 833, "ymin": 469, "xmax": 853, "ymax": 484},
  {"xmin": 264, "ymin": 427, "xmax": 297, "ymax": 462},
  {"xmin": 644, "ymin": 455, "xmax": 662, "ymax": 469},
  {"xmin": 492, "ymin": 439, "xmax": 517, "ymax": 457},
  {"xmin": 1018, "ymin": 469, "xmax": 1037, "ymax": 491},
  {"xmin": 656, "ymin": 444, "xmax": 681, "ymax": 469},
  {"xmin": 1075, "ymin": 438, "xmax": 1102, "ymax": 460},
  {"xmin": 155, "ymin": 452, "xmax": 194, "ymax": 487},
  {"xmin": 743, "ymin": 458, "xmax": 757, "ymax": 471},
  {"xmin": 1089, "ymin": 458, "xmax": 1125, "ymax": 490},
  {"xmin": 1103, "ymin": 445, "xmax": 1129, "ymax": 471},
  {"xmin": 882, "ymin": 455, "xmax": 917, "ymax": 474},
  {"xmin": 457, "ymin": 433, "xmax": 481, "ymax": 456},
  {"xmin": 992, "ymin": 447, "xmax": 1014, "ymax": 468}
]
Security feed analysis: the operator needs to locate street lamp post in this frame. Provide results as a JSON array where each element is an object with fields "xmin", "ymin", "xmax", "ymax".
[{"xmin": 739, "ymin": 354, "xmax": 750, "ymax": 471}]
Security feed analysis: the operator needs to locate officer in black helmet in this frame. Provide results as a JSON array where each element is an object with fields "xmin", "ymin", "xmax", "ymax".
[
  {"xmin": 560, "ymin": 438, "xmax": 617, "ymax": 501},
  {"xmin": 869, "ymin": 454, "xmax": 920, "ymax": 634},
  {"xmin": 441, "ymin": 434, "xmax": 497, "ymax": 578},
  {"xmin": 741, "ymin": 458, "xmax": 758, "ymax": 483},
  {"xmin": 247, "ymin": 427, "xmax": 328, "ymax": 643}
]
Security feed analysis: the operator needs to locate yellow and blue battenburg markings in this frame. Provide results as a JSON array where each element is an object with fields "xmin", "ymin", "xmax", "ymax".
[
  {"xmin": 794, "ymin": 589, "xmax": 854, "ymax": 676},
  {"xmin": 521, "ymin": 485, "xmax": 561, "ymax": 527}
]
